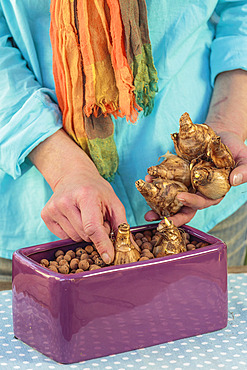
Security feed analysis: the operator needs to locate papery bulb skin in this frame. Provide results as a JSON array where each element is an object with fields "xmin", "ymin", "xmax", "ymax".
[
  {"xmin": 114, "ymin": 223, "xmax": 140, "ymax": 265},
  {"xmin": 148, "ymin": 151, "xmax": 191, "ymax": 187},
  {"xmin": 171, "ymin": 112, "xmax": 216, "ymax": 161},
  {"xmin": 207, "ymin": 136, "xmax": 235, "ymax": 169},
  {"xmin": 191, "ymin": 160, "xmax": 231, "ymax": 199},
  {"xmin": 135, "ymin": 178, "xmax": 188, "ymax": 217}
]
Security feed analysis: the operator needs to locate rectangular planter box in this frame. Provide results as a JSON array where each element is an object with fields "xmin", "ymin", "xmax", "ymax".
[{"xmin": 12, "ymin": 224, "xmax": 228, "ymax": 364}]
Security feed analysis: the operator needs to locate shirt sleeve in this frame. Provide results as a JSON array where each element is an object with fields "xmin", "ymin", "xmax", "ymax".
[
  {"xmin": 210, "ymin": 0, "xmax": 247, "ymax": 86},
  {"xmin": 0, "ymin": 5, "xmax": 62, "ymax": 179}
]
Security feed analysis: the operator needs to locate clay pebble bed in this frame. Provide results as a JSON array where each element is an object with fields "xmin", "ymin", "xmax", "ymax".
[{"xmin": 39, "ymin": 228, "xmax": 209, "ymax": 274}]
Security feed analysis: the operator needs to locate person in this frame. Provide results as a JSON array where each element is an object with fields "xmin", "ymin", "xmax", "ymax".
[{"xmin": 0, "ymin": 0, "xmax": 247, "ymax": 287}]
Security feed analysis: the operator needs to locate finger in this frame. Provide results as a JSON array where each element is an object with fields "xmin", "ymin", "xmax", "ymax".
[
  {"xmin": 176, "ymin": 192, "xmax": 222, "ymax": 210},
  {"xmin": 145, "ymin": 174, "xmax": 154, "ymax": 183},
  {"xmin": 55, "ymin": 215, "xmax": 88, "ymax": 242},
  {"xmin": 60, "ymin": 205, "xmax": 92, "ymax": 241},
  {"xmin": 51, "ymin": 214, "xmax": 88, "ymax": 242},
  {"xmin": 42, "ymin": 197, "xmax": 92, "ymax": 241},
  {"xmin": 80, "ymin": 208, "xmax": 115, "ymax": 265},
  {"xmin": 41, "ymin": 216, "xmax": 70, "ymax": 240},
  {"xmin": 42, "ymin": 205, "xmax": 90, "ymax": 242},
  {"xmin": 229, "ymin": 143, "xmax": 247, "ymax": 185},
  {"xmin": 230, "ymin": 164, "xmax": 247, "ymax": 186},
  {"xmin": 103, "ymin": 220, "xmax": 111, "ymax": 235},
  {"xmin": 168, "ymin": 206, "xmax": 196, "ymax": 227},
  {"xmin": 144, "ymin": 210, "xmax": 161, "ymax": 222}
]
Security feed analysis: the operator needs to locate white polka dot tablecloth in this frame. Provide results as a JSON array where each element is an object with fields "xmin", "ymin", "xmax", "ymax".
[{"xmin": 0, "ymin": 273, "xmax": 246, "ymax": 370}]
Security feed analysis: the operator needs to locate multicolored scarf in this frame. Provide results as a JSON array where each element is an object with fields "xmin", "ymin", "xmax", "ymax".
[{"xmin": 50, "ymin": 0, "xmax": 158, "ymax": 180}]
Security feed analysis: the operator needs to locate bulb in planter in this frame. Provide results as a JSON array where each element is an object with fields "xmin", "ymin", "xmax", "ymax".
[
  {"xmin": 135, "ymin": 178, "xmax": 188, "ymax": 217},
  {"xmin": 153, "ymin": 218, "xmax": 186, "ymax": 257},
  {"xmin": 147, "ymin": 151, "xmax": 191, "ymax": 187},
  {"xmin": 191, "ymin": 160, "xmax": 231, "ymax": 199},
  {"xmin": 114, "ymin": 223, "xmax": 140, "ymax": 265},
  {"xmin": 171, "ymin": 112, "xmax": 216, "ymax": 162}
]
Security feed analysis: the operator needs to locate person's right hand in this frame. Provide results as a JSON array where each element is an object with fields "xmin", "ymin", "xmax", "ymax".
[
  {"xmin": 29, "ymin": 129, "xmax": 127, "ymax": 265},
  {"xmin": 41, "ymin": 169, "xmax": 127, "ymax": 264}
]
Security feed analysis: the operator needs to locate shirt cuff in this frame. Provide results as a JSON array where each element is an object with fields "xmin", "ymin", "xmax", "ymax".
[
  {"xmin": 0, "ymin": 88, "xmax": 62, "ymax": 179},
  {"xmin": 210, "ymin": 35, "xmax": 247, "ymax": 86}
]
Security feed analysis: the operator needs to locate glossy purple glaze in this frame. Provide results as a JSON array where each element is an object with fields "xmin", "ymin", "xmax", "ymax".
[{"xmin": 12, "ymin": 224, "xmax": 228, "ymax": 364}]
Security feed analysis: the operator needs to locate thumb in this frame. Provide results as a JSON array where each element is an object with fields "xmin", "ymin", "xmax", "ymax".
[
  {"xmin": 228, "ymin": 138, "xmax": 247, "ymax": 186},
  {"xmin": 230, "ymin": 162, "xmax": 247, "ymax": 186}
]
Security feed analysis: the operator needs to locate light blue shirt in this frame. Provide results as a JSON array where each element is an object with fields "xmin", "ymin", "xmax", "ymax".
[{"xmin": 1, "ymin": 0, "xmax": 247, "ymax": 259}]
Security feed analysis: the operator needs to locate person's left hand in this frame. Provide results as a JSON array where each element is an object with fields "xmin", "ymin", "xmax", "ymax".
[{"xmin": 144, "ymin": 129, "xmax": 247, "ymax": 227}]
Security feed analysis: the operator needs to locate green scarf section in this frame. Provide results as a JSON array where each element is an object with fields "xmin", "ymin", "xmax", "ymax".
[
  {"xmin": 133, "ymin": 44, "xmax": 158, "ymax": 116},
  {"xmin": 88, "ymin": 135, "xmax": 119, "ymax": 182}
]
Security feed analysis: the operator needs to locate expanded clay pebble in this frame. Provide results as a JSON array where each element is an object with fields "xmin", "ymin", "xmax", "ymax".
[
  {"xmin": 59, "ymin": 259, "xmax": 68, "ymax": 266},
  {"xmin": 78, "ymin": 260, "xmax": 90, "ymax": 271},
  {"xmin": 135, "ymin": 239, "xmax": 143, "ymax": 247},
  {"xmin": 141, "ymin": 242, "xmax": 153, "ymax": 251},
  {"xmin": 56, "ymin": 255, "xmax": 64, "ymax": 263},
  {"xmin": 80, "ymin": 253, "xmax": 89, "ymax": 260},
  {"xmin": 50, "ymin": 261, "xmax": 58, "ymax": 267},
  {"xmin": 141, "ymin": 249, "xmax": 154, "ymax": 259},
  {"xmin": 75, "ymin": 269, "xmax": 84, "ymax": 273},
  {"xmin": 54, "ymin": 250, "xmax": 64, "ymax": 258},
  {"xmin": 39, "ymin": 228, "xmax": 209, "ymax": 274},
  {"xmin": 143, "ymin": 230, "xmax": 153, "ymax": 238},
  {"xmin": 40, "ymin": 259, "xmax": 49, "ymax": 267},
  {"xmin": 64, "ymin": 254, "xmax": 72, "ymax": 262},
  {"xmin": 58, "ymin": 264, "xmax": 69, "ymax": 274},
  {"xmin": 66, "ymin": 250, "xmax": 76, "ymax": 259},
  {"xmin": 75, "ymin": 248, "xmax": 86, "ymax": 258},
  {"xmin": 89, "ymin": 264, "xmax": 101, "ymax": 270},
  {"xmin": 139, "ymin": 257, "xmax": 150, "ymax": 261},
  {"xmin": 70, "ymin": 258, "xmax": 79, "ymax": 270},
  {"xmin": 48, "ymin": 265, "xmax": 58, "ymax": 272},
  {"xmin": 134, "ymin": 233, "xmax": 144, "ymax": 240},
  {"xmin": 85, "ymin": 245, "xmax": 94, "ymax": 254}
]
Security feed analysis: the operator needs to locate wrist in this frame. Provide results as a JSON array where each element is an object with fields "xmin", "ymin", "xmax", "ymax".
[
  {"xmin": 28, "ymin": 129, "xmax": 99, "ymax": 190},
  {"xmin": 206, "ymin": 69, "xmax": 247, "ymax": 141}
]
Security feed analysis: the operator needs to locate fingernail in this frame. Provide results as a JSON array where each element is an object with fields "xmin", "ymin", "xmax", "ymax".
[
  {"xmin": 101, "ymin": 252, "xmax": 112, "ymax": 265},
  {"xmin": 233, "ymin": 173, "xmax": 243, "ymax": 186},
  {"xmin": 177, "ymin": 195, "xmax": 185, "ymax": 203}
]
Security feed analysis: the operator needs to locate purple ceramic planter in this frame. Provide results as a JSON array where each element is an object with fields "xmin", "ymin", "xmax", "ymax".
[{"xmin": 12, "ymin": 224, "xmax": 228, "ymax": 364}]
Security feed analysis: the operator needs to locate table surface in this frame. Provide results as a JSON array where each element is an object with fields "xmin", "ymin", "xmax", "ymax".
[{"xmin": 0, "ymin": 273, "xmax": 246, "ymax": 370}]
